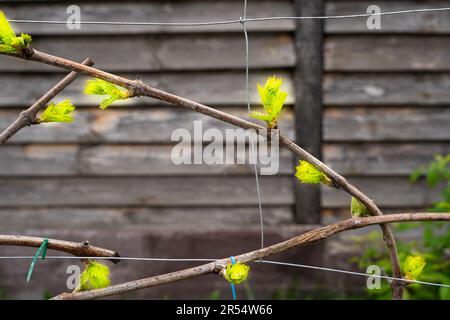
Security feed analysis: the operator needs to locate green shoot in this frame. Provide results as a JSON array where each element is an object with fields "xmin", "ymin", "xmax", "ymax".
[
  {"xmin": 403, "ymin": 255, "xmax": 426, "ymax": 281},
  {"xmin": 84, "ymin": 79, "xmax": 131, "ymax": 110},
  {"xmin": 39, "ymin": 100, "xmax": 75, "ymax": 123},
  {"xmin": 224, "ymin": 262, "xmax": 250, "ymax": 285},
  {"xmin": 0, "ymin": 11, "xmax": 32, "ymax": 53},
  {"xmin": 250, "ymin": 76, "xmax": 287, "ymax": 129},
  {"xmin": 295, "ymin": 160, "xmax": 331, "ymax": 186},
  {"xmin": 76, "ymin": 260, "xmax": 110, "ymax": 291},
  {"xmin": 351, "ymin": 196, "xmax": 371, "ymax": 217}
]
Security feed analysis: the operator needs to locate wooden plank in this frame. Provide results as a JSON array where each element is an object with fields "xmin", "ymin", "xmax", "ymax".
[
  {"xmin": 0, "ymin": 176, "xmax": 441, "ymax": 208},
  {"xmin": 325, "ymin": 36, "xmax": 450, "ymax": 71},
  {"xmin": 1, "ymin": 143, "xmax": 448, "ymax": 177},
  {"xmin": 0, "ymin": 207, "xmax": 295, "ymax": 231},
  {"xmin": 0, "ymin": 34, "xmax": 295, "ymax": 72},
  {"xmin": 0, "ymin": 108, "xmax": 295, "ymax": 144},
  {"xmin": 0, "ymin": 71, "xmax": 294, "ymax": 107},
  {"xmin": 324, "ymin": 143, "xmax": 450, "ymax": 175},
  {"xmin": 3, "ymin": 72, "xmax": 450, "ymax": 108},
  {"xmin": 324, "ymin": 107, "xmax": 450, "ymax": 141},
  {"xmin": 3, "ymin": 34, "xmax": 450, "ymax": 72},
  {"xmin": 8, "ymin": 1, "xmax": 450, "ymax": 35},
  {"xmin": 0, "ymin": 144, "xmax": 294, "ymax": 176},
  {"xmin": 0, "ymin": 176, "xmax": 295, "ymax": 207},
  {"xmin": 322, "ymin": 177, "xmax": 443, "ymax": 208},
  {"xmin": 1, "ymin": 106, "xmax": 449, "ymax": 144},
  {"xmin": 1, "ymin": 142, "xmax": 447, "ymax": 177},
  {"xmin": 324, "ymin": 73, "xmax": 450, "ymax": 105},
  {"xmin": 2, "ymin": 0, "xmax": 294, "ymax": 35},
  {"xmin": 294, "ymin": 0, "xmax": 324, "ymax": 224},
  {"xmin": 326, "ymin": 1, "xmax": 450, "ymax": 34},
  {"xmin": 0, "ymin": 226, "xmax": 323, "ymax": 300}
]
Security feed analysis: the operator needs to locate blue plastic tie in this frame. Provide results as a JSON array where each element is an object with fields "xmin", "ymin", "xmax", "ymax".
[{"xmin": 230, "ymin": 256, "xmax": 237, "ymax": 300}]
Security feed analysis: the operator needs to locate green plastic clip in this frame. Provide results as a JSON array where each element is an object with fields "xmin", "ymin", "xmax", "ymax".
[{"xmin": 26, "ymin": 238, "xmax": 48, "ymax": 283}]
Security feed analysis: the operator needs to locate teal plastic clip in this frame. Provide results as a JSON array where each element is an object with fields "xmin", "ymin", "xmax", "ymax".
[
  {"xmin": 230, "ymin": 256, "xmax": 237, "ymax": 300},
  {"xmin": 26, "ymin": 238, "xmax": 48, "ymax": 283}
]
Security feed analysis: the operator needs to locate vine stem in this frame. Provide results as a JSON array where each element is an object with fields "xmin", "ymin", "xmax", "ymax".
[
  {"xmin": 4, "ymin": 48, "xmax": 401, "ymax": 298},
  {"xmin": 52, "ymin": 213, "xmax": 450, "ymax": 300},
  {"xmin": 0, "ymin": 57, "xmax": 93, "ymax": 145},
  {"xmin": 0, "ymin": 235, "xmax": 120, "ymax": 263}
]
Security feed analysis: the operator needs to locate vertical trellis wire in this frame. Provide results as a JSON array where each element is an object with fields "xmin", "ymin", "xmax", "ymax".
[{"xmin": 241, "ymin": 0, "xmax": 265, "ymax": 250}]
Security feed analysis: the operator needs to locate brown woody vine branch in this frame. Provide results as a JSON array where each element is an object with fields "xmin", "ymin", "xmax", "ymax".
[
  {"xmin": 0, "ymin": 57, "xmax": 93, "ymax": 145},
  {"xmin": 51, "ymin": 213, "xmax": 450, "ymax": 300},
  {"xmin": 0, "ymin": 235, "xmax": 120, "ymax": 263},
  {"xmin": 2, "ymin": 47, "xmax": 401, "ymax": 298}
]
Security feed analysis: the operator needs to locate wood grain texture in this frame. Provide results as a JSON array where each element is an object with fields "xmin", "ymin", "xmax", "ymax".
[
  {"xmin": 3, "ymin": 72, "xmax": 450, "ymax": 107},
  {"xmin": 0, "ymin": 144, "xmax": 294, "ymax": 176},
  {"xmin": 0, "ymin": 107, "xmax": 295, "ymax": 143},
  {"xmin": 2, "ymin": 106, "xmax": 448, "ymax": 144},
  {"xmin": 325, "ymin": 36, "xmax": 450, "ymax": 71},
  {"xmin": 0, "ymin": 34, "xmax": 295, "ymax": 72},
  {"xmin": 0, "ymin": 176, "xmax": 440, "ymax": 208},
  {"xmin": 324, "ymin": 73, "xmax": 450, "ymax": 105},
  {"xmin": 2, "ymin": 0, "xmax": 294, "ymax": 34},
  {"xmin": 326, "ymin": 0, "xmax": 450, "ymax": 34},
  {"xmin": 324, "ymin": 107, "xmax": 450, "ymax": 141},
  {"xmin": 323, "ymin": 143, "xmax": 450, "ymax": 175},
  {"xmin": 1, "ymin": 143, "xmax": 447, "ymax": 177},
  {"xmin": 3, "ymin": 35, "xmax": 450, "ymax": 72},
  {"xmin": 0, "ymin": 71, "xmax": 294, "ymax": 107},
  {"xmin": 0, "ymin": 207, "xmax": 295, "ymax": 231}
]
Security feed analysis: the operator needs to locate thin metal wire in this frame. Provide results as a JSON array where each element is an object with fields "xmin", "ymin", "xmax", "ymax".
[
  {"xmin": 241, "ymin": 0, "xmax": 264, "ymax": 250},
  {"xmin": 8, "ymin": 19, "xmax": 242, "ymax": 26},
  {"xmin": 8, "ymin": 7, "xmax": 450, "ymax": 26},
  {"xmin": 260, "ymin": 260, "xmax": 450, "ymax": 289},
  {"xmin": 1, "ymin": 255, "xmax": 449, "ymax": 289}
]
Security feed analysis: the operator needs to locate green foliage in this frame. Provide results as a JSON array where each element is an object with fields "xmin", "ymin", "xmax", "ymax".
[
  {"xmin": 0, "ymin": 11, "xmax": 32, "ymax": 53},
  {"xmin": 224, "ymin": 262, "xmax": 250, "ymax": 285},
  {"xmin": 295, "ymin": 160, "xmax": 331, "ymax": 186},
  {"xmin": 409, "ymin": 154, "xmax": 450, "ymax": 212},
  {"xmin": 250, "ymin": 76, "xmax": 287, "ymax": 129},
  {"xmin": 84, "ymin": 79, "xmax": 131, "ymax": 110},
  {"xmin": 353, "ymin": 154, "xmax": 450, "ymax": 299},
  {"xmin": 77, "ymin": 260, "xmax": 110, "ymax": 291},
  {"xmin": 351, "ymin": 197, "xmax": 371, "ymax": 217},
  {"xmin": 208, "ymin": 290, "xmax": 221, "ymax": 300},
  {"xmin": 38, "ymin": 99, "xmax": 75, "ymax": 123}
]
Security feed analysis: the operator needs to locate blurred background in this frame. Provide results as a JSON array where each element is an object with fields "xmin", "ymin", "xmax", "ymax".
[{"xmin": 0, "ymin": 0, "xmax": 449, "ymax": 299}]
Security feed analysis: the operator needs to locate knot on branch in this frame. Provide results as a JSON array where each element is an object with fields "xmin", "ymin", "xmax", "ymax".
[
  {"xmin": 22, "ymin": 46, "xmax": 35, "ymax": 59},
  {"xmin": 129, "ymin": 79, "xmax": 146, "ymax": 98},
  {"xmin": 19, "ymin": 110, "xmax": 37, "ymax": 126}
]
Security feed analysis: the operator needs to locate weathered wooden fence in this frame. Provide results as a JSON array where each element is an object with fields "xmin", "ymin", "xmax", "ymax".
[{"xmin": 0, "ymin": 0, "xmax": 449, "ymax": 299}]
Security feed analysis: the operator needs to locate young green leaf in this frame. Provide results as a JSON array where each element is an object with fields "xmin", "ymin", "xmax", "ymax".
[
  {"xmin": 409, "ymin": 166, "xmax": 424, "ymax": 183},
  {"xmin": 351, "ymin": 196, "xmax": 371, "ymax": 217},
  {"xmin": 39, "ymin": 99, "xmax": 75, "ymax": 123},
  {"xmin": 84, "ymin": 79, "xmax": 131, "ymax": 110},
  {"xmin": 224, "ymin": 262, "xmax": 250, "ymax": 285},
  {"xmin": 0, "ymin": 11, "xmax": 32, "ymax": 53},
  {"xmin": 77, "ymin": 260, "xmax": 110, "ymax": 291},
  {"xmin": 295, "ymin": 160, "xmax": 332, "ymax": 186},
  {"xmin": 403, "ymin": 255, "xmax": 426, "ymax": 281},
  {"xmin": 250, "ymin": 76, "xmax": 287, "ymax": 129}
]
